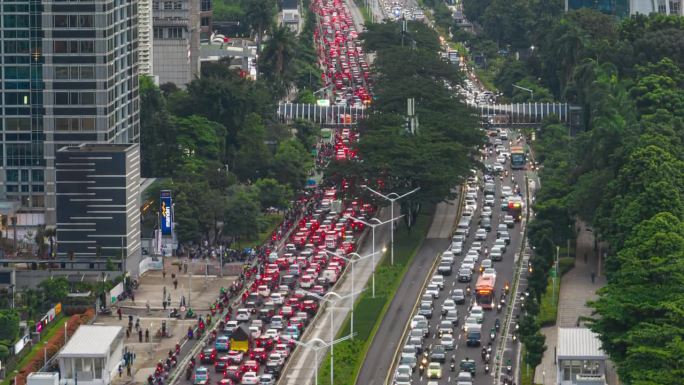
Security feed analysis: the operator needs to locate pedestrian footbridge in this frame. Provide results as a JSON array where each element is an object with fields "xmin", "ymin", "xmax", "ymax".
[{"xmin": 277, "ymin": 102, "xmax": 582, "ymax": 128}]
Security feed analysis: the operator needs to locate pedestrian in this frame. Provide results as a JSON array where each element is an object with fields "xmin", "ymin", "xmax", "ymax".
[
  {"xmin": 127, "ymin": 363, "xmax": 132, "ymax": 376},
  {"xmin": 163, "ymin": 300, "xmax": 167, "ymax": 310},
  {"xmin": 118, "ymin": 364, "xmax": 123, "ymax": 377},
  {"xmin": 131, "ymin": 292, "xmax": 135, "ymax": 303},
  {"xmin": 138, "ymin": 329, "xmax": 143, "ymax": 343},
  {"xmin": 591, "ymin": 271, "xmax": 596, "ymax": 284},
  {"xmin": 171, "ymin": 273, "xmax": 176, "ymax": 280},
  {"xmin": 162, "ymin": 270, "xmax": 166, "ymax": 279},
  {"xmin": 173, "ymin": 279, "xmax": 178, "ymax": 290},
  {"xmin": 126, "ymin": 328, "xmax": 130, "ymax": 339},
  {"xmin": 178, "ymin": 263, "xmax": 182, "ymax": 272},
  {"xmin": 145, "ymin": 329, "xmax": 150, "ymax": 342},
  {"xmin": 117, "ymin": 308, "xmax": 122, "ymax": 320},
  {"xmin": 183, "ymin": 263, "xmax": 188, "ymax": 273}
]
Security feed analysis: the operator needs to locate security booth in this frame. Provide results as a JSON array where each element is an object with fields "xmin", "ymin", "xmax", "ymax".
[
  {"xmin": 556, "ymin": 328, "xmax": 607, "ymax": 385},
  {"xmin": 58, "ymin": 326, "xmax": 124, "ymax": 385},
  {"xmin": 229, "ymin": 324, "xmax": 251, "ymax": 352}
]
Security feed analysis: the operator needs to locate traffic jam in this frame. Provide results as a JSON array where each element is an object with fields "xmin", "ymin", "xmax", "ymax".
[
  {"xmin": 313, "ymin": 0, "xmax": 372, "ymax": 108},
  {"xmin": 391, "ymin": 127, "xmax": 529, "ymax": 385},
  {"xmin": 180, "ymin": 1, "xmax": 372, "ymax": 384}
]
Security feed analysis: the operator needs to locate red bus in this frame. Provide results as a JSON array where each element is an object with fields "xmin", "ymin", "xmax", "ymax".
[
  {"xmin": 508, "ymin": 199, "xmax": 523, "ymax": 222},
  {"xmin": 475, "ymin": 275, "xmax": 496, "ymax": 309}
]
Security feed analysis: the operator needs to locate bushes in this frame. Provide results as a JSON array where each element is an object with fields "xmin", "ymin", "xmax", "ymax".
[{"xmin": 14, "ymin": 309, "xmax": 95, "ymax": 385}]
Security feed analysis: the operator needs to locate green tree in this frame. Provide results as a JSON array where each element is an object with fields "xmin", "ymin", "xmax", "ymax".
[
  {"xmin": 242, "ymin": 0, "xmax": 276, "ymax": 72},
  {"xmin": 38, "ymin": 277, "xmax": 69, "ymax": 305},
  {"xmin": 273, "ymin": 139, "xmax": 313, "ymax": 189},
  {"xmin": 223, "ymin": 186, "xmax": 262, "ymax": 243},
  {"xmin": 260, "ymin": 26, "xmax": 298, "ymax": 95},
  {"xmin": 0, "ymin": 310, "xmax": 20, "ymax": 341},
  {"xmin": 175, "ymin": 115, "xmax": 227, "ymax": 165},
  {"xmin": 254, "ymin": 178, "xmax": 293, "ymax": 210},
  {"xmin": 233, "ymin": 113, "xmax": 274, "ymax": 182},
  {"xmin": 139, "ymin": 76, "xmax": 179, "ymax": 177}
]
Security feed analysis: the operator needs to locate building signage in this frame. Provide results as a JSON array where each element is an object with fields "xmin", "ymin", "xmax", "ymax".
[
  {"xmin": 35, "ymin": 303, "xmax": 60, "ymax": 333},
  {"xmin": 13, "ymin": 334, "xmax": 30, "ymax": 355},
  {"xmin": 160, "ymin": 190, "xmax": 173, "ymax": 235}
]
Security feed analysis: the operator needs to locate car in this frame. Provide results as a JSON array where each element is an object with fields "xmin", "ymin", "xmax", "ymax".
[
  {"xmin": 475, "ymin": 228, "xmax": 487, "ymax": 241},
  {"xmin": 466, "ymin": 326, "xmax": 482, "ymax": 347},
  {"xmin": 249, "ymin": 347, "xmax": 267, "ymax": 363},
  {"xmin": 451, "ymin": 242, "xmax": 463, "ymax": 255},
  {"xmin": 400, "ymin": 353, "xmax": 417, "ymax": 372},
  {"xmin": 214, "ymin": 354, "xmax": 231, "ymax": 372},
  {"xmin": 438, "ymin": 320, "xmax": 453, "ymax": 337},
  {"xmin": 460, "ymin": 359, "xmax": 477, "ymax": 376},
  {"xmin": 469, "ymin": 306, "xmax": 484, "ymax": 323},
  {"xmin": 452, "ymin": 289, "xmax": 466, "ymax": 304},
  {"xmin": 504, "ymin": 214, "xmax": 515, "ymax": 227},
  {"xmin": 411, "ymin": 315, "xmax": 427, "ymax": 329},
  {"xmin": 458, "ymin": 268, "xmax": 472, "ymax": 282},
  {"xmin": 249, "ymin": 326, "xmax": 261, "ymax": 339},
  {"xmin": 490, "ymin": 248, "xmax": 503, "ymax": 261},
  {"xmin": 484, "ymin": 194, "xmax": 495, "ymax": 206},
  {"xmin": 394, "ymin": 372, "xmax": 411, "ymax": 385},
  {"xmin": 493, "ymin": 164, "xmax": 504, "ymax": 172},
  {"xmin": 425, "ymin": 284, "xmax": 440, "ymax": 298},
  {"xmin": 241, "ymin": 372, "xmax": 259, "ymax": 385},
  {"xmin": 414, "ymin": 320, "xmax": 430, "ymax": 337},
  {"xmin": 461, "ymin": 260, "xmax": 476, "ymax": 273},
  {"xmin": 441, "ymin": 333, "xmax": 456, "ymax": 350},
  {"xmin": 494, "ymin": 239, "xmax": 507, "ymax": 253},
  {"xmin": 395, "ymin": 364, "xmax": 412, "ymax": 381},
  {"xmin": 402, "ymin": 344, "xmax": 418, "ymax": 357},
  {"xmin": 427, "ymin": 362, "xmax": 442, "ymax": 379},
  {"xmin": 499, "ymin": 230, "xmax": 511, "ymax": 244},
  {"xmin": 200, "ymin": 347, "xmax": 217, "ymax": 364},
  {"xmin": 281, "ymin": 326, "xmax": 300, "ymax": 341},
  {"xmin": 482, "ymin": 206, "xmax": 493, "ymax": 218},
  {"xmin": 418, "ymin": 301, "xmax": 433, "ymax": 319},
  {"xmin": 457, "ymin": 371, "xmax": 473, "ymax": 382},
  {"xmin": 269, "ymin": 293, "xmax": 284, "ymax": 305},
  {"xmin": 480, "ymin": 216, "xmax": 492, "ymax": 231},
  {"xmin": 431, "ymin": 275, "xmax": 445, "ymax": 289},
  {"xmin": 270, "ymin": 316, "xmax": 285, "ymax": 330},
  {"xmin": 479, "ymin": 259, "xmax": 493, "ymax": 272},
  {"xmin": 215, "ymin": 336, "xmax": 230, "ymax": 352},
  {"xmin": 259, "ymin": 374, "xmax": 275, "ymax": 385},
  {"xmin": 442, "ymin": 299, "xmax": 457, "ymax": 315},
  {"xmin": 463, "ymin": 316, "xmax": 479, "ymax": 332},
  {"xmin": 445, "ymin": 309, "xmax": 459, "ymax": 325},
  {"xmin": 429, "ymin": 344, "xmax": 447, "ymax": 363},
  {"xmin": 194, "ymin": 367, "xmax": 210, "ymax": 385},
  {"xmin": 437, "ymin": 260, "xmax": 452, "ymax": 275},
  {"xmin": 482, "ymin": 268, "xmax": 497, "ymax": 278},
  {"xmin": 226, "ymin": 350, "xmax": 244, "ymax": 364},
  {"xmin": 236, "ymin": 309, "xmax": 251, "ymax": 322},
  {"xmin": 267, "ymin": 352, "xmax": 284, "ymax": 366}
]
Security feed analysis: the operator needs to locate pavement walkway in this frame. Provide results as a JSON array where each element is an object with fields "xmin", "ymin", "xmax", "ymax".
[{"xmin": 533, "ymin": 220, "xmax": 619, "ymax": 385}]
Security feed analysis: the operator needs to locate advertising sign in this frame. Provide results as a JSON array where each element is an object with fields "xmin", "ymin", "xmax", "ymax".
[{"xmin": 160, "ymin": 190, "xmax": 173, "ymax": 235}]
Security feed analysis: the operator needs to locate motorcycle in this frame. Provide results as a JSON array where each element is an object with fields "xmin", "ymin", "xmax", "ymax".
[
  {"xmin": 497, "ymin": 303, "xmax": 502, "ymax": 313},
  {"xmin": 419, "ymin": 364, "xmax": 425, "ymax": 376},
  {"xmin": 169, "ymin": 308, "xmax": 181, "ymax": 318},
  {"xmin": 495, "ymin": 319, "xmax": 501, "ymax": 332},
  {"xmin": 484, "ymin": 364, "xmax": 490, "ymax": 374},
  {"xmin": 490, "ymin": 329, "xmax": 496, "ymax": 341},
  {"xmin": 466, "ymin": 286, "xmax": 472, "ymax": 296},
  {"xmin": 485, "ymin": 353, "xmax": 490, "ymax": 364},
  {"xmin": 450, "ymin": 362, "xmax": 455, "ymax": 372},
  {"xmin": 187, "ymin": 327, "xmax": 194, "ymax": 340}
]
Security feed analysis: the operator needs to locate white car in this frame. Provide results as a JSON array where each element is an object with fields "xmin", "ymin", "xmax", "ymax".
[
  {"xmin": 475, "ymin": 229, "xmax": 487, "ymax": 241},
  {"xmin": 442, "ymin": 299, "xmax": 457, "ymax": 314},
  {"xmin": 425, "ymin": 284, "xmax": 440, "ymax": 298},
  {"xmin": 462, "ymin": 316, "xmax": 479, "ymax": 332},
  {"xmin": 469, "ymin": 305, "xmax": 485, "ymax": 323},
  {"xmin": 484, "ymin": 194, "xmax": 495, "ymax": 206},
  {"xmin": 411, "ymin": 315, "xmax": 427, "ymax": 329},
  {"xmin": 493, "ymin": 164, "xmax": 504, "ymax": 172},
  {"xmin": 482, "ymin": 268, "xmax": 497, "ymax": 278},
  {"xmin": 269, "ymin": 292, "xmax": 283, "ymax": 305},
  {"xmin": 441, "ymin": 333, "xmax": 456, "ymax": 350},
  {"xmin": 431, "ymin": 275, "xmax": 445, "ymax": 289},
  {"xmin": 482, "ymin": 206, "xmax": 493, "ymax": 217},
  {"xmin": 249, "ymin": 326, "xmax": 261, "ymax": 339},
  {"xmin": 236, "ymin": 308, "xmax": 251, "ymax": 322},
  {"xmin": 264, "ymin": 329, "xmax": 279, "ymax": 339},
  {"xmin": 497, "ymin": 155, "xmax": 507, "ymax": 164},
  {"xmin": 241, "ymin": 372, "xmax": 259, "ymax": 385},
  {"xmin": 470, "ymin": 241, "xmax": 483, "ymax": 253}
]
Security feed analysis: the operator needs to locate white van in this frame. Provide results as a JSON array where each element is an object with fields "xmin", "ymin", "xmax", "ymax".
[{"xmin": 321, "ymin": 269, "xmax": 338, "ymax": 284}]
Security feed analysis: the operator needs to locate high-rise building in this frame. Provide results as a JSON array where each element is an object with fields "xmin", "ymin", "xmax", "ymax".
[
  {"xmin": 200, "ymin": 0, "xmax": 213, "ymax": 42},
  {"xmin": 0, "ymin": 0, "xmax": 140, "ymax": 230},
  {"xmin": 55, "ymin": 144, "xmax": 141, "ymax": 265},
  {"xmin": 152, "ymin": 0, "xmax": 201, "ymax": 87},
  {"xmin": 139, "ymin": 0, "xmax": 155, "ymax": 76}
]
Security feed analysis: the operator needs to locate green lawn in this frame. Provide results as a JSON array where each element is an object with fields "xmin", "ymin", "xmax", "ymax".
[
  {"xmin": 1, "ymin": 314, "xmax": 65, "ymax": 385},
  {"xmin": 316, "ymin": 206, "xmax": 434, "ymax": 385}
]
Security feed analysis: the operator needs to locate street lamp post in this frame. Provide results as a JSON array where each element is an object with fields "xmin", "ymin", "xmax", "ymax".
[
  {"xmin": 364, "ymin": 187, "xmax": 420, "ymax": 265},
  {"xmin": 512, "ymin": 84, "xmax": 534, "ymax": 101},
  {"xmin": 323, "ymin": 250, "xmax": 378, "ymax": 337},
  {"xmin": 291, "ymin": 335, "xmax": 354, "ymax": 385},
  {"xmin": 303, "ymin": 290, "xmax": 363, "ymax": 385},
  {"xmin": 346, "ymin": 215, "xmax": 403, "ymax": 298},
  {"xmin": 9, "ymin": 284, "xmax": 15, "ymax": 309}
]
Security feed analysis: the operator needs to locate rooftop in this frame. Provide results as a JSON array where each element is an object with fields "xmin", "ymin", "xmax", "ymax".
[
  {"xmin": 59, "ymin": 326, "xmax": 123, "ymax": 357},
  {"xmin": 557, "ymin": 328, "xmax": 605, "ymax": 360},
  {"xmin": 282, "ymin": 0, "xmax": 298, "ymax": 10},
  {"xmin": 57, "ymin": 143, "xmax": 136, "ymax": 153}
]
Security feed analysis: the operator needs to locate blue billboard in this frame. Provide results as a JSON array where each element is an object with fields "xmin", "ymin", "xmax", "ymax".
[{"xmin": 160, "ymin": 190, "xmax": 173, "ymax": 235}]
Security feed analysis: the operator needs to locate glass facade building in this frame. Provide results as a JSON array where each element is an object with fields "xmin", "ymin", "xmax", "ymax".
[{"xmin": 0, "ymin": 0, "xmax": 140, "ymax": 226}]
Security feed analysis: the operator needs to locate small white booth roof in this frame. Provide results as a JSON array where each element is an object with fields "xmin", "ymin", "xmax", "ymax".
[
  {"xmin": 557, "ymin": 328, "xmax": 605, "ymax": 360},
  {"xmin": 60, "ymin": 326, "xmax": 122, "ymax": 358}
]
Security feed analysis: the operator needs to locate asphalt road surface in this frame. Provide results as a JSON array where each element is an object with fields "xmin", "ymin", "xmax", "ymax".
[{"xmin": 358, "ymin": 129, "xmax": 529, "ymax": 385}]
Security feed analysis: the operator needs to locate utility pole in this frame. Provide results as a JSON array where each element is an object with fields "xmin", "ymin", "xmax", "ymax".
[{"xmin": 365, "ymin": 187, "xmax": 420, "ymax": 265}]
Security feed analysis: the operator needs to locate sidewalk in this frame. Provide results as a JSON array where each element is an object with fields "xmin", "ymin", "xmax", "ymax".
[
  {"xmin": 103, "ymin": 257, "xmax": 236, "ymax": 384},
  {"xmin": 534, "ymin": 220, "xmax": 619, "ymax": 385}
]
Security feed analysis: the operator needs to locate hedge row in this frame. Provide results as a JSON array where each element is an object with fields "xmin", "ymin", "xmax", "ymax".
[{"xmin": 15, "ymin": 309, "xmax": 95, "ymax": 385}]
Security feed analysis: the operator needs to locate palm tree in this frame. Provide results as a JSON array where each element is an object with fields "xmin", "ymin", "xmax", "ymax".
[
  {"xmin": 243, "ymin": 0, "xmax": 277, "ymax": 74},
  {"xmin": 260, "ymin": 26, "xmax": 298, "ymax": 92}
]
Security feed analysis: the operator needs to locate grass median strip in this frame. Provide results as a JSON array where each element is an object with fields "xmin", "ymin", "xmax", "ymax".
[{"xmin": 316, "ymin": 205, "xmax": 434, "ymax": 385}]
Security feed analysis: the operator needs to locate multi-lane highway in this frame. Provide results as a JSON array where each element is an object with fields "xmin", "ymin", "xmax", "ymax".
[{"xmin": 363, "ymin": 126, "xmax": 532, "ymax": 385}]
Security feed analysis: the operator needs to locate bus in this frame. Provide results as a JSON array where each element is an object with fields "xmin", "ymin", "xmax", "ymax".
[
  {"xmin": 475, "ymin": 275, "xmax": 496, "ymax": 309},
  {"xmin": 508, "ymin": 199, "xmax": 523, "ymax": 222},
  {"xmin": 510, "ymin": 146, "xmax": 526, "ymax": 169}
]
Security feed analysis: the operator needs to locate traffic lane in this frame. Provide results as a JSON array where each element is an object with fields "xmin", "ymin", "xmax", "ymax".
[
  {"xmin": 356, "ymin": 237, "xmax": 451, "ymax": 385},
  {"xmin": 411, "ymin": 167, "xmax": 526, "ymax": 384}
]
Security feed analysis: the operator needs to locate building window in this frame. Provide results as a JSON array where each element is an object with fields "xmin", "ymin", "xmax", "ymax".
[
  {"xmin": 3, "ymin": 15, "xmax": 30, "ymax": 28},
  {"xmin": 154, "ymin": 27, "xmax": 164, "ymax": 39},
  {"xmin": 6, "ymin": 170, "xmax": 19, "ymax": 182},
  {"xmin": 6, "ymin": 185, "xmax": 19, "ymax": 193},
  {"xmin": 173, "ymin": 1, "xmax": 182, "ymax": 9},
  {"xmin": 32, "ymin": 170, "xmax": 44, "ymax": 182},
  {"xmin": 163, "ymin": 1, "xmax": 172, "ymax": 10},
  {"xmin": 81, "ymin": 41, "xmax": 94, "ymax": 53},
  {"xmin": 81, "ymin": 67, "xmax": 95, "ymax": 79},
  {"xmin": 55, "ymin": 66, "xmax": 70, "ymax": 79},
  {"xmin": 168, "ymin": 27, "xmax": 183, "ymax": 38},
  {"xmin": 201, "ymin": 17, "xmax": 210, "ymax": 27},
  {"xmin": 78, "ymin": 15, "xmax": 94, "ymax": 28},
  {"xmin": 153, "ymin": 1, "xmax": 160, "ymax": 10},
  {"xmin": 5, "ymin": 118, "xmax": 31, "ymax": 131},
  {"xmin": 81, "ymin": 118, "xmax": 95, "ymax": 131},
  {"xmin": 201, "ymin": 0, "xmax": 212, "ymax": 11}
]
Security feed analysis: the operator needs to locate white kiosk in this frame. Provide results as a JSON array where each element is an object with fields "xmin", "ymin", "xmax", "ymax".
[{"xmin": 58, "ymin": 326, "xmax": 124, "ymax": 385}]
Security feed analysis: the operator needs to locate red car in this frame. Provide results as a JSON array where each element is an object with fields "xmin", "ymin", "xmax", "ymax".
[
  {"xmin": 249, "ymin": 347, "xmax": 268, "ymax": 363},
  {"xmin": 242, "ymin": 360, "xmax": 259, "ymax": 373},
  {"xmin": 216, "ymin": 379, "xmax": 234, "ymax": 385},
  {"xmin": 255, "ymin": 335, "xmax": 274, "ymax": 350},
  {"xmin": 223, "ymin": 365, "xmax": 243, "ymax": 382},
  {"xmin": 301, "ymin": 300, "xmax": 319, "ymax": 314}
]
